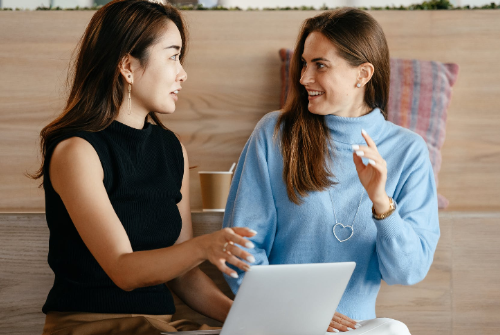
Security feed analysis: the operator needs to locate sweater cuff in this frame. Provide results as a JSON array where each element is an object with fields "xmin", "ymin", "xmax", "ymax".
[{"xmin": 372, "ymin": 201, "xmax": 404, "ymax": 240}]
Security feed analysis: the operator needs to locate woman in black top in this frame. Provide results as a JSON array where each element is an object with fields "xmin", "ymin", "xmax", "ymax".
[{"xmin": 31, "ymin": 1, "xmax": 257, "ymax": 333}]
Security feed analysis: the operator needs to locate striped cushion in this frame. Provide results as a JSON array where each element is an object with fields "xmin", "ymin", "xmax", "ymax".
[{"xmin": 279, "ymin": 49, "xmax": 459, "ymax": 209}]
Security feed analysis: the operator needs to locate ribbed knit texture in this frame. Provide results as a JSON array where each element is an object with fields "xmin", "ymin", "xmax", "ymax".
[
  {"xmin": 223, "ymin": 109, "xmax": 440, "ymax": 320},
  {"xmin": 42, "ymin": 119, "xmax": 184, "ymax": 315}
]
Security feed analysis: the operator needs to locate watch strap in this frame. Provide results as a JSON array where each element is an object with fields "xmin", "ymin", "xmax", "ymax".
[{"xmin": 372, "ymin": 196, "xmax": 396, "ymax": 220}]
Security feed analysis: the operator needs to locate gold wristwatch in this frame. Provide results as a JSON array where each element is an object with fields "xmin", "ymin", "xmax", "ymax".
[{"xmin": 372, "ymin": 196, "xmax": 396, "ymax": 220}]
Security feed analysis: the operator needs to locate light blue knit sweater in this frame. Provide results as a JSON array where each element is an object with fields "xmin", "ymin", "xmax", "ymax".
[{"xmin": 223, "ymin": 109, "xmax": 440, "ymax": 320}]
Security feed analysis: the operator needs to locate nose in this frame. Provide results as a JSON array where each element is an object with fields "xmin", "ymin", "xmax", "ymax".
[
  {"xmin": 177, "ymin": 64, "xmax": 187, "ymax": 82},
  {"xmin": 299, "ymin": 66, "xmax": 314, "ymax": 86}
]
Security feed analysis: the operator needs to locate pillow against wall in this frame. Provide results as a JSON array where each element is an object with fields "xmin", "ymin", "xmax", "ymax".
[
  {"xmin": 388, "ymin": 58, "xmax": 458, "ymax": 209},
  {"xmin": 279, "ymin": 49, "xmax": 459, "ymax": 209}
]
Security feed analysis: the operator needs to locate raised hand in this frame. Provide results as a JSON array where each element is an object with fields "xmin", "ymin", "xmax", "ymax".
[{"xmin": 352, "ymin": 129, "xmax": 391, "ymax": 215}]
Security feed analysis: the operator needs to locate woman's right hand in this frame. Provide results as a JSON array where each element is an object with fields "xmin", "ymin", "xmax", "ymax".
[{"xmin": 200, "ymin": 227, "xmax": 257, "ymax": 279}]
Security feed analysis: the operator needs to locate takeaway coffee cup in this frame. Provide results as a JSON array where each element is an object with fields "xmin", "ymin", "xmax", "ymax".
[{"xmin": 199, "ymin": 171, "xmax": 233, "ymax": 212}]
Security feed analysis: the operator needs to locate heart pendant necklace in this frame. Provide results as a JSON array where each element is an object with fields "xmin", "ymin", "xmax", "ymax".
[{"xmin": 330, "ymin": 190, "xmax": 364, "ymax": 243}]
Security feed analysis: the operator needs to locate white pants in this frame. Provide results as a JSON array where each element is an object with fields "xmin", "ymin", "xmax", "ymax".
[{"xmin": 332, "ymin": 318, "xmax": 411, "ymax": 335}]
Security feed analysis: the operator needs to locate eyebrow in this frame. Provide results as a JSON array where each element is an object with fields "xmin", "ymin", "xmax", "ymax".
[
  {"xmin": 164, "ymin": 45, "xmax": 181, "ymax": 50},
  {"xmin": 301, "ymin": 56, "xmax": 330, "ymax": 63}
]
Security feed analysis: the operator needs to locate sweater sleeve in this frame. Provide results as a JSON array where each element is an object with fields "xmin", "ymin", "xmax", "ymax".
[
  {"xmin": 222, "ymin": 115, "xmax": 278, "ymax": 294},
  {"xmin": 375, "ymin": 139, "xmax": 440, "ymax": 285}
]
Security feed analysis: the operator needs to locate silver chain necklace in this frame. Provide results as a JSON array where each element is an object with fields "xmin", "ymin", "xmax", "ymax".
[{"xmin": 329, "ymin": 190, "xmax": 364, "ymax": 243}]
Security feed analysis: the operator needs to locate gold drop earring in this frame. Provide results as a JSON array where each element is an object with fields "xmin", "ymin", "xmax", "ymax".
[{"xmin": 127, "ymin": 75, "xmax": 132, "ymax": 115}]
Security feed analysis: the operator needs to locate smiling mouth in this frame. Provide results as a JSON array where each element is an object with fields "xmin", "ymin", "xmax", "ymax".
[{"xmin": 307, "ymin": 90, "xmax": 325, "ymax": 96}]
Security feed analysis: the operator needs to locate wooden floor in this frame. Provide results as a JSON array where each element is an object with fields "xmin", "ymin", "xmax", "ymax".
[{"xmin": 1, "ymin": 212, "xmax": 499, "ymax": 335}]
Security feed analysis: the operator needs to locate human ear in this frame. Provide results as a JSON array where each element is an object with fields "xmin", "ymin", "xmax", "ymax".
[
  {"xmin": 118, "ymin": 54, "xmax": 141, "ymax": 84},
  {"xmin": 356, "ymin": 63, "xmax": 375, "ymax": 88}
]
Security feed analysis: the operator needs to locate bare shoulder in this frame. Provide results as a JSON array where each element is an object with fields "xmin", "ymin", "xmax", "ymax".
[
  {"xmin": 52, "ymin": 136, "xmax": 93, "ymax": 156},
  {"xmin": 50, "ymin": 137, "xmax": 104, "ymax": 193},
  {"xmin": 51, "ymin": 137, "xmax": 102, "ymax": 172}
]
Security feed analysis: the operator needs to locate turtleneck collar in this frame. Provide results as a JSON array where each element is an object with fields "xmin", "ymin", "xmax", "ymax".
[
  {"xmin": 324, "ymin": 108, "xmax": 386, "ymax": 145},
  {"xmin": 108, "ymin": 118, "xmax": 153, "ymax": 143}
]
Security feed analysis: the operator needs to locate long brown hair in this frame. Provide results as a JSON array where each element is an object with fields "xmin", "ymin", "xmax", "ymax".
[
  {"xmin": 276, "ymin": 8, "xmax": 390, "ymax": 204},
  {"xmin": 30, "ymin": 0, "xmax": 188, "ymax": 181}
]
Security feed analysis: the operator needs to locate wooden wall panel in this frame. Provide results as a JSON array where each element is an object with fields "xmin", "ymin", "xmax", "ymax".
[
  {"xmin": 0, "ymin": 11, "xmax": 499, "ymax": 212},
  {"xmin": 451, "ymin": 213, "xmax": 500, "ymax": 334},
  {"xmin": 0, "ymin": 12, "xmax": 93, "ymax": 211},
  {"xmin": 376, "ymin": 218, "xmax": 452, "ymax": 335},
  {"xmin": 0, "ymin": 214, "xmax": 52, "ymax": 335}
]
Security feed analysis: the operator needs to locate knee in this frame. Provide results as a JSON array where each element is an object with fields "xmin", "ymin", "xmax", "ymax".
[{"xmin": 380, "ymin": 318, "xmax": 411, "ymax": 335}]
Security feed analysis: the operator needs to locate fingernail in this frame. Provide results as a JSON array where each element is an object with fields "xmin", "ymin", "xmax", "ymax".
[
  {"xmin": 351, "ymin": 144, "xmax": 359, "ymax": 150},
  {"xmin": 243, "ymin": 265, "xmax": 251, "ymax": 271},
  {"xmin": 356, "ymin": 150, "xmax": 364, "ymax": 157},
  {"xmin": 249, "ymin": 229, "xmax": 258, "ymax": 235},
  {"xmin": 355, "ymin": 323, "xmax": 361, "ymax": 329},
  {"xmin": 347, "ymin": 327, "xmax": 353, "ymax": 331},
  {"xmin": 247, "ymin": 255, "xmax": 255, "ymax": 263},
  {"xmin": 332, "ymin": 329, "xmax": 339, "ymax": 333},
  {"xmin": 245, "ymin": 241, "xmax": 255, "ymax": 249},
  {"xmin": 368, "ymin": 159, "xmax": 376, "ymax": 166},
  {"xmin": 361, "ymin": 129, "xmax": 367, "ymax": 135},
  {"xmin": 230, "ymin": 272, "xmax": 238, "ymax": 278}
]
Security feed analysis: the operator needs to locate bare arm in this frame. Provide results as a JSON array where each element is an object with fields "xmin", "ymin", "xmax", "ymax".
[
  {"xmin": 167, "ymin": 144, "xmax": 233, "ymax": 322},
  {"xmin": 50, "ymin": 137, "xmax": 255, "ymax": 292},
  {"xmin": 168, "ymin": 267, "xmax": 233, "ymax": 323}
]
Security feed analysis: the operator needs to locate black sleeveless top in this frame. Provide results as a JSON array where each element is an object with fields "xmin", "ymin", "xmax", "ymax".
[{"xmin": 42, "ymin": 120, "xmax": 184, "ymax": 315}]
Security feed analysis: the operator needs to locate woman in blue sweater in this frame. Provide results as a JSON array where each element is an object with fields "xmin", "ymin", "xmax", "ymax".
[{"xmin": 223, "ymin": 8, "xmax": 440, "ymax": 334}]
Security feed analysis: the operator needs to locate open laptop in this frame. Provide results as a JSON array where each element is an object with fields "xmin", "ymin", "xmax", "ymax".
[{"xmin": 162, "ymin": 262, "xmax": 356, "ymax": 335}]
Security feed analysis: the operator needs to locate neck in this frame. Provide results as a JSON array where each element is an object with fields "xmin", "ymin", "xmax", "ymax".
[
  {"xmin": 116, "ymin": 101, "xmax": 150, "ymax": 129},
  {"xmin": 330, "ymin": 101, "xmax": 371, "ymax": 118}
]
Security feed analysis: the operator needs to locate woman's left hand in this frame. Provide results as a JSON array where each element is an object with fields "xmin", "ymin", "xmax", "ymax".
[
  {"xmin": 327, "ymin": 311, "xmax": 359, "ymax": 332},
  {"xmin": 352, "ymin": 129, "xmax": 391, "ymax": 214}
]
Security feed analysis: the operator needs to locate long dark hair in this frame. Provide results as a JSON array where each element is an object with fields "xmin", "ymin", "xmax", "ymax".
[
  {"xmin": 30, "ymin": 0, "xmax": 188, "ymax": 181},
  {"xmin": 276, "ymin": 8, "xmax": 390, "ymax": 204}
]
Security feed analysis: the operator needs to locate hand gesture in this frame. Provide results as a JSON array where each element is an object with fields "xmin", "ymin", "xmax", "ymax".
[
  {"xmin": 352, "ymin": 129, "xmax": 391, "ymax": 214},
  {"xmin": 201, "ymin": 227, "xmax": 257, "ymax": 279}
]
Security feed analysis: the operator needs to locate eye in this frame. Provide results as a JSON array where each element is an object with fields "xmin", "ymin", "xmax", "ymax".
[
  {"xmin": 301, "ymin": 60, "xmax": 307, "ymax": 68},
  {"xmin": 316, "ymin": 62, "xmax": 325, "ymax": 69},
  {"xmin": 170, "ymin": 54, "xmax": 180, "ymax": 61}
]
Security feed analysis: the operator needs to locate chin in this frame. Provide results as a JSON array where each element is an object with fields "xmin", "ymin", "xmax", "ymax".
[
  {"xmin": 155, "ymin": 105, "xmax": 176, "ymax": 114},
  {"xmin": 307, "ymin": 104, "xmax": 329, "ymax": 116}
]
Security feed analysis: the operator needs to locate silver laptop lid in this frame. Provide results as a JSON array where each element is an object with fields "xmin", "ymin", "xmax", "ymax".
[{"xmin": 220, "ymin": 262, "xmax": 355, "ymax": 335}]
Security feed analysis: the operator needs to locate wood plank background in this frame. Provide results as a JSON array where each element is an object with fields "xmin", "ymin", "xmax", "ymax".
[
  {"xmin": 1, "ymin": 212, "xmax": 499, "ymax": 334},
  {"xmin": 0, "ymin": 11, "xmax": 499, "ymax": 212}
]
